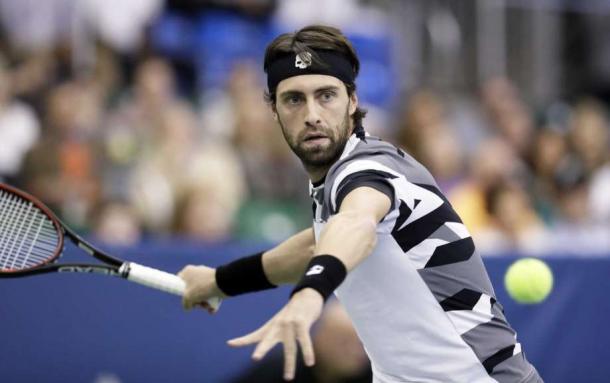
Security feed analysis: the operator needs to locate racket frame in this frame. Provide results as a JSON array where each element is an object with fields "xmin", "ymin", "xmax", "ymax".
[
  {"xmin": 0, "ymin": 183, "xmax": 123, "ymax": 277},
  {"xmin": 0, "ymin": 183, "xmax": 222, "ymax": 309}
]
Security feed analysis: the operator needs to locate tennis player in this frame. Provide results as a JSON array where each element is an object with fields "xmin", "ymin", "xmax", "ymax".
[{"xmin": 179, "ymin": 25, "xmax": 543, "ymax": 383}]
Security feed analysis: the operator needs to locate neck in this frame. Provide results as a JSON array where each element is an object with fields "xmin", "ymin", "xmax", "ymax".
[{"xmin": 307, "ymin": 165, "xmax": 331, "ymax": 185}]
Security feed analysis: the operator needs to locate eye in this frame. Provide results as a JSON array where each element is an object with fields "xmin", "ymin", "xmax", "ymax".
[
  {"xmin": 285, "ymin": 94, "xmax": 303, "ymax": 105},
  {"xmin": 319, "ymin": 90, "xmax": 336, "ymax": 102}
]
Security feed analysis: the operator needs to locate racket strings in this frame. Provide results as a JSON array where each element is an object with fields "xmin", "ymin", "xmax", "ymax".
[
  {"xmin": 0, "ymin": 194, "xmax": 56, "ymax": 269},
  {"xmin": 0, "ymin": 190, "xmax": 60, "ymax": 271}
]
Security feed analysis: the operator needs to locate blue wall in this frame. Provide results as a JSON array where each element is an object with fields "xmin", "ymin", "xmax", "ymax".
[{"xmin": 1, "ymin": 241, "xmax": 609, "ymax": 382}]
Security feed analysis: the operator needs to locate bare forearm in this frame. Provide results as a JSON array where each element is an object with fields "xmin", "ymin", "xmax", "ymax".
[
  {"xmin": 314, "ymin": 211, "xmax": 377, "ymax": 271},
  {"xmin": 262, "ymin": 228, "xmax": 316, "ymax": 285}
]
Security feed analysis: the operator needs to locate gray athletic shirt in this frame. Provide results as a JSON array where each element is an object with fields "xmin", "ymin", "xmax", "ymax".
[{"xmin": 309, "ymin": 133, "xmax": 542, "ymax": 383}]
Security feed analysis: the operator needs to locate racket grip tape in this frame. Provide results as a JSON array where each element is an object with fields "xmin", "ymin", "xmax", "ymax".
[{"xmin": 121, "ymin": 262, "xmax": 221, "ymax": 311}]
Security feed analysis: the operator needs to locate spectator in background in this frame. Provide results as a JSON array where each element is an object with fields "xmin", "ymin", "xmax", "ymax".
[
  {"xmin": 0, "ymin": 54, "xmax": 41, "ymax": 183},
  {"xmin": 92, "ymin": 199, "xmax": 142, "ymax": 246},
  {"xmin": 90, "ymin": 44, "xmax": 124, "ymax": 106},
  {"xmin": 124, "ymin": 101, "xmax": 205, "ymax": 233},
  {"xmin": 476, "ymin": 180, "xmax": 549, "ymax": 255},
  {"xmin": 102, "ymin": 57, "xmax": 247, "ymax": 238},
  {"xmin": 548, "ymin": 157, "xmax": 610, "ymax": 254},
  {"xmin": 21, "ymin": 79, "xmax": 103, "ymax": 230},
  {"xmin": 554, "ymin": 159, "xmax": 590, "ymax": 226},
  {"xmin": 231, "ymin": 300, "xmax": 371, "ymax": 383},
  {"xmin": 568, "ymin": 99, "xmax": 609, "ymax": 176},
  {"xmin": 571, "ymin": 100, "xmax": 610, "ymax": 227},
  {"xmin": 396, "ymin": 90, "xmax": 466, "ymax": 194},
  {"xmin": 480, "ymin": 77, "xmax": 535, "ymax": 157},
  {"xmin": 173, "ymin": 144, "xmax": 247, "ymax": 243},
  {"xmin": 527, "ymin": 126, "xmax": 568, "ymax": 223},
  {"xmin": 131, "ymin": 57, "xmax": 179, "ymax": 129},
  {"xmin": 416, "ymin": 127, "xmax": 464, "ymax": 192},
  {"xmin": 448, "ymin": 138, "xmax": 527, "ymax": 239},
  {"xmin": 101, "ymin": 57, "xmax": 183, "ymax": 232},
  {"xmin": 396, "ymin": 89, "xmax": 445, "ymax": 164},
  {"xmin": 93, "ymin": 52, "xmax": 250, "ymax": 241},
  {"xmin": 7, "ymin": 50, "xmax": 59, "ymax": 115},
  {"xmin": 533, "ymin": 98, "xmax": 610, "ymax": 254},
  {"xmin": 173, "ymin": 182, "xmax": 240, "ymax": 243}
]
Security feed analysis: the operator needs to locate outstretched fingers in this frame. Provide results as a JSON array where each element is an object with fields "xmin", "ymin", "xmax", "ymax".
[
  {"xmin": 280, "ymin": 322, "xmax": 315, "ymax": 380},
  {"xmin": 281, "ymin": 335, "xmax": 297, "ymax": 381},
  {"xmin": 227, "ymin": 326, "xmax": 266, "ymax": 348},
  {"xmin": 226, "ymin": 293, "xmax": 323, "ymax": 381},
  {"xmin": 296, "ymin": 324, "xmax": 315, "ymax": 367},
  {"xmin": 252, "ymin": 333, "xmax": 281, "ymax": 361}
]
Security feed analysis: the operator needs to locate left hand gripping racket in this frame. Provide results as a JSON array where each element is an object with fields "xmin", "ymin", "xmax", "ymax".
[{"xmin": 0, "ymin": 183, "xmax": 221, "ymax": 311}]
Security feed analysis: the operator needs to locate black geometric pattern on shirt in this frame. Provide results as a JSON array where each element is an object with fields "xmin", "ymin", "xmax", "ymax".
[
  {"xmin": 424, "ymin": 237, "xmax": 476, "ymax": 268},
  {"xmin": 311, "ymin": 201, "xmax": 317, "ymax": 219},
  {"xmin": 334, "ymin": 170, "xmax": 397, "ymax": 213},
  {"xmin": 335, "ymin": 170, "xmax": 397, "ymax": 201},
  {"xmin": 337, "ymin": 169, "xmax": 398, "ymax": 189},
  {"xmin": 440, "ymin": 288, "xmax": 483, "ymax": 312},
  {"xmin": 396, "ymin": 147, "xmax": 406, "ymax": 158},
  {"xmin": 391, "ymin": 200, "xmax": 413, "ymax": 233},
  {"xmin": 483, "ymin": 344, "xmax": 516, "ymax": 373},
  {"xmin": 415, "ymin": 183, "xmax": 456, "ymax": 207},
  {"xmin": 391, "ymin": 199, "xmax": 461, "ymax": 253},
  {"xmin": 413, "ymin": 199, "xmax": 421, "ymax": 209}
]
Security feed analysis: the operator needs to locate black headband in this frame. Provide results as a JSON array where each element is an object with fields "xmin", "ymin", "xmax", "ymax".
[{"xmin": 266, "ymin": 50, "xmax": 355, "ymax": 93}]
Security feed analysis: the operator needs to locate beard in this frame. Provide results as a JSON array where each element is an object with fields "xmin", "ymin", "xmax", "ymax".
[{"xmin": 279, "ymin": 107, "xmax": 352, "ymax": 170}]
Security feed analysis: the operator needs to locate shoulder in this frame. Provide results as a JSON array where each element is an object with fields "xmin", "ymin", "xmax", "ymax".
[
  {"xmin": 327, "ymin": 136, "xmax": 401, "ymax": 179},
  {"xmin": 322, "ymin": 134, "xmax": 441, "ymax": 213},
  {"xmin": 325, "ymin": 134, "xmax": 432, "ymax": 191},
  {"xmin": 323, "ymin": 135, "xmax": 404, "ymax": 214},
  {"xmin": 342, "ymin": 135, "xmax": 405, "ymax": 161}
]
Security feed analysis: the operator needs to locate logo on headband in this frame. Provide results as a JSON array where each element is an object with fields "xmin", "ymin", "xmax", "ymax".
[{"xmin": 295, "ymin": 52, "xmax": 312, "ymax": 69}]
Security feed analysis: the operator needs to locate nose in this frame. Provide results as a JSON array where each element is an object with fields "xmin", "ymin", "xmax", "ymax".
[{"xmin": 304, "ymin": 98, "xmax": 322, "ymax": 127}]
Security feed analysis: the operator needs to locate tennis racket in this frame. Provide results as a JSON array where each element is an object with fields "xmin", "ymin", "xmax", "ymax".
[{"xmin": 0, "ymin": 183, "xmax": 221, "ymax": 311}]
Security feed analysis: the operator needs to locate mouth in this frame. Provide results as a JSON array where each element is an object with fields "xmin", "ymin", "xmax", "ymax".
[{"xmin": 302, "ymin": 133, "xmax": 329, "ymax": 143}]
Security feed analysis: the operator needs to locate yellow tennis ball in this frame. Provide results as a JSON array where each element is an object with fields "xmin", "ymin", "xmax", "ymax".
[{"xmin": 504, "ymin": 258, "xmax": 553, "ymax": 304}]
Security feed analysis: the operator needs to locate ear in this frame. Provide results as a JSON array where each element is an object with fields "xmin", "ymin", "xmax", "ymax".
[
  {"xmin": 349, "ymin": 92, "xmax": 358, "ymax": 116},
  {"xmin": 269, "ymin": 103, "xmax": 279, "ymax": 122}
]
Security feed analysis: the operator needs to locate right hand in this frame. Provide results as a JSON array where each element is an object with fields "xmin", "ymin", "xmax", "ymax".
[
  {"xmin": 227, "ymin": 288, "xmax": 324, "ymax": 381},
  {"xmin": 178, "ymin": 265, "xmax": 225, "ymax": 312}
]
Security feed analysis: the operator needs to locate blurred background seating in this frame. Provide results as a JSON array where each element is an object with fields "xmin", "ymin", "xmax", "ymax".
[{"xmin": 2, "ymin": 0, "xmax": 608, "ymax": 253}]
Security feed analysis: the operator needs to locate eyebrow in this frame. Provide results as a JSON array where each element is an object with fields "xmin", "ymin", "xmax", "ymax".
[
  {"xmin": 314, "ymin": 85, "xmax": 340, "ymax": 94},
  {"xmin": 278, "ymin": 85, "xmax": 341, "ymax": 99},
  {"xmin": 279, "ymin": 90, "xmax": 304, "ymax": 100}
]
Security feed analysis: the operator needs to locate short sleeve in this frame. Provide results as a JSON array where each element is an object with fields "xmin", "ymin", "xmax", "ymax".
[{"xmin": 334, "ymin": 170, "xmax": 395, "ymax": 214}]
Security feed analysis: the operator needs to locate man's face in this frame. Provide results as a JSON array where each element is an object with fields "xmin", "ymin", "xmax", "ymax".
[{"xmin": 273, "ymin": 75, "xmax": 358, "ymax": 169}]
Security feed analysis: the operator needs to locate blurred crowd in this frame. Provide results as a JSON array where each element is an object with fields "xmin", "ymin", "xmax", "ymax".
[
  {"xmin": 0, "ymin": 0, "xmax": 608, "ymax": 255},
  {"xmin": 397, "ymin": 82, "xmax": 610, "ymax": 255}
]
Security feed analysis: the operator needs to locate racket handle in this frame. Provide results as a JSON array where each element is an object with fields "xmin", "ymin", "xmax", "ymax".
[{"xmin": 122, "ymin": 262, "xmax": 221, "ymax": 311}]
